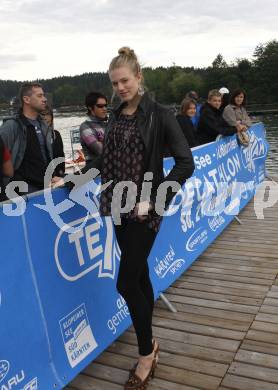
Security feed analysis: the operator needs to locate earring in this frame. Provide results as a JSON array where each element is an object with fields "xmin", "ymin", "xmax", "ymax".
[{"xmin": 138, "ymin": 84, "xmax": 145, "ymax": 96}]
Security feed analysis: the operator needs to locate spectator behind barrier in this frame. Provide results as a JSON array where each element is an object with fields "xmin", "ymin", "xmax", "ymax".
[
  {"xmin": 0, "ymin": 82, "xmax": 60, "ymax": 195},
  {"xmin": 197, "ymin": 89, "xmax": 240, "ymax": 145},
  {"xmin": 41, "ymin": 105, "xmax": 65, "ymax": 179},
  {"xmin": 223, "ymin": 89, "xmax": 252, "ymax": 146},
  {"xmin": 223, "ymin": 89, "xmax": 252, "ymax": 128},
  {"xmin": 219, "ymin": 86, "xmax": 230, "ymax": 113},
  {"xmin": 185, "ymin": 90, "xmax": 202, "ymax": 127},
  {"xmin": 0, "ymin": 135, "xmax": 14, "ymax": 202},
  {"xmin": 176, "ymin": 99, "xmax": 198, "ymax": 148},
  {"xmin": 79, "ymin": 92, "xmax": 107, "ymax": 165}
]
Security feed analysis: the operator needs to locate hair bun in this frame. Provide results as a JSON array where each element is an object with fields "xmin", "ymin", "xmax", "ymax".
[{"xmin": 118, "ymin": 47, "xmax": 137, "ymax": 60}]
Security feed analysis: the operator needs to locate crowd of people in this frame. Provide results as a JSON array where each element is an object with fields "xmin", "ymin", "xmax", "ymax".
[
  {"xmin": 0, "ymin": 79, "xmax": 253, "ymax": 202},
  {"xmin": 0, "ymin": 47, "xmax": 254, "ymax": 390}
]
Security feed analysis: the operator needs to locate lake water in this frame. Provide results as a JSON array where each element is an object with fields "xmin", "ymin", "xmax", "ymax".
[{"xmin": 0, "ymin": 110, "xmax": 277, "ymax": 176}]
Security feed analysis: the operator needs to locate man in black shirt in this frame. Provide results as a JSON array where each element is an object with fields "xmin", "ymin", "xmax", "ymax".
[
  {"xmin": 0, "ymin": 82, "xmax": 60, "ymax": 195},
  {"xmin": 0, "ymin": 136, "xmax": 13, "ymax": 201}
]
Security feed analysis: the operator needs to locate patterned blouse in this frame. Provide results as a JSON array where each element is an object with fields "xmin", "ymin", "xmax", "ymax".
[{"xmin": 100, "ymin": 112, "xmax": 162, "ymax": 232}]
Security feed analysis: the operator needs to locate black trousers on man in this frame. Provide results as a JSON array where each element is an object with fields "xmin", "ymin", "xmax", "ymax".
[{"xmin": 114, "ymin": 219, "xmax": 157, "ymax": 356}]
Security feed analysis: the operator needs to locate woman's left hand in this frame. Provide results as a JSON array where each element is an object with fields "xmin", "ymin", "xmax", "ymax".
[{"xmin": 134, "ymin": 201, "xmax": 153, "ymax": 222}]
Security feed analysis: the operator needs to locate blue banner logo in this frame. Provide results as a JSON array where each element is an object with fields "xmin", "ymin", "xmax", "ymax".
[
  {"xmin": 154, "ymin": 245, "xmax": 186, "ymax": 279},
  {"xmin": 54, "ymin": 215, "xmax": 121, "ymax": 281},
  {"xmin": 186, "ymin": 228, "xmax": 209, "ymax": 252},
  {"xmin": 0, "ymin": 361, "xmax": 9, "ymax": 383},
  {"xmin": 59, "ymin": 304, "xmax": 98, "ymax": 368},
  {"xmin": 241, "ymin": 130, "xmax": 268, "ymax": 172}
]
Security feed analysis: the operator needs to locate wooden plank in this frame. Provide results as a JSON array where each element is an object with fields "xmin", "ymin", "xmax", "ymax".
[
  {"xmin": 154, "ymin": 307, "xmax": 251, "ymax": 332},
  {"xmin": 199, "ymin": 257, "xmax": 278, "ymax": 269},
  {"xmin": 173, "ymin": 280, "xmax": 267, "ymax": 298},
  {"xmin": 199, "ymin": 251, "xmax": 278, "ymax": 263},
  {"xmin": 69, "ymin": 374, "xmax": 122, "ymax": 389},
  {"xmin": 267, "ymin": 291, "xmax": 278, "ymax": 298},
  {"xmin": 87, "ymin": 353, "xmax": 222, "ymax": 390},
  {"xmin": 167, "ymin": 286, "xmax": 263, "ymax": 306},
  {"xmin": 256, "ymin": 313, "xmax": 278, "ymax": 324},
  {"xmin": 164, "ymin": 293, "xmax": 260, "ymax": 313},
  {"xmin": 218, "ymin": 387, "xmax": 235, "ymax": 390},
  {"xmin": 209, "ymin": 242, "xmax": 278, "ymax": 253},
  {"xmin": 222, "ymin": 374, "xmax": 278, "ymax": 390},
  {"xmin": 235, "ymin": 349, "xmax": 278, "ymax": 369},
  {"xmin": 260, "ymin": 305, "xmax": 278, "ymax": 315},
  {"xmin": 96, "ymin": 348, "xmax": 228, "ymax": 378},
  {"xmin": 209, "ymin": 235, "xmax": 278, "ymax": 244},
  {"xmin": 251, "ymin": 320, "xmax": 278, "ymax": 334},
  {"xmin": 263, "ymin": 298, "xmax": 278, "ymax": 307},
  {"xmin": 247, "ymin": 329, "xmax": 278, "ymax": 344},
  {"xmin": 120, "ymin": 329, "xmax": 239, "ymax": 358},
  {"xmin": 178, "ymin": 275, "xmax": 269, "ymax": 292},
  {"xmin": 228, "ymin": 361, "xmax": 278, "ymax": 383},
  {"xmin": 205, "ymin": 246, "xmax": 278, "ymax": 259},
  {"xmin": 155, "ymin": 300, "xmax": 255, "ymax": 323},
  {"xmin": 81, "ymin": 363, "xmax": 196, "ymax": 390},
  {"xmin": 241, "ymin": 340, "xmax": 278, "ymax": 357},
  {"xmin": 82, "ymin": 363, "xmax": 128, "ymax": 385},
  {"xmin": 154, "ymin": 363, "xmax": 221, "ymax": 390},
  {"xmin": 224, "ymin": 227, "xmax": 278, "ymax": 235},
  {"xmin": 193, "ymin": 260, "xmax": 277, "ymax": 274},
  {"xmin": 152, "ymin": 316, "xmax": 246, "ymax": 340},
  {"xmin": 186, "ymin": 270, "xmax": 272, "ymax": 286}
]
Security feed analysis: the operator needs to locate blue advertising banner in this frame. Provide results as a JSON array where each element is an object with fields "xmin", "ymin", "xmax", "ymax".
[
  {"xmin": 149, "ymin": 122, "xmax": 268, "ymax": 293},
  {"xmin": 0, "ymin": 205, "xmax": 59, "ymax": 390},
  {"xmin": 0, "ymin": 123, "xmax": 269, "ymax": 389}
]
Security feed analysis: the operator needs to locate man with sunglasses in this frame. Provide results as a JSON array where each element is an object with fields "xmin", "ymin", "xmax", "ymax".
[{"xmin": 79, "ymin": 92, "xmax": 108, "ymax": 165}]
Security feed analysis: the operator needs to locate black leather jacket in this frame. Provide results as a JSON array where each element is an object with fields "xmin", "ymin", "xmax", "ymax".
[
  {"xmin": 197, "ymin": 102, "xmax": 237, "ymax": 145},
  {"xmin": 81, "ymin": 93, "xmax": 195, "ymax": 209}
]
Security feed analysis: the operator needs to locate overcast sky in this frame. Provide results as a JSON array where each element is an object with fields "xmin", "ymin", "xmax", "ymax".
[{"xmin": 0, "ymin": 0, "xmax": 277, "ymax": 81}]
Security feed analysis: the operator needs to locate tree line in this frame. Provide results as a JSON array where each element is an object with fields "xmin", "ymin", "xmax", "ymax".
[{"xmin": 0, "ymin": 40, "xmax": 277, "ymax": 107}]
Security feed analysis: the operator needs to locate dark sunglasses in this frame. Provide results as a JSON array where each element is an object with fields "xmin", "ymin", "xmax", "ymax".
[{"xmin": 95, "ymin": 103, "xmax": 108, "ymax": 108}]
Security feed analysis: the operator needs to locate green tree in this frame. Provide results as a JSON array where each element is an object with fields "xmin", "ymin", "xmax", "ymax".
[
  {"xmin": 53, "ymin": 84, "xmax": 79, "ymax": 106},
  {"xmin": 212, "ymin": 54, "xmax": 228, "ymax": 68},
  {"xmin": 169, "ymin": 71, "xmax": 204, "ymax": 103},
  {"xmin": 253, "ymin": 40, "xmax": 278, "ymax": 102}
]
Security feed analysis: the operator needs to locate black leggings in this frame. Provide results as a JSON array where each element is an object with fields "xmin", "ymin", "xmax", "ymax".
[{"xmin": 114, "ymin": 219, "xmax": 157, "ymax": 356}]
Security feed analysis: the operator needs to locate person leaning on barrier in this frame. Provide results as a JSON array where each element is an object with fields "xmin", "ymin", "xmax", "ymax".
[
  {"xmin": 53, "ymin": 46, "xmax": 194, "ymax": 390},
  {"xmin": 219, "ymin": 86, "xmax": 230, "ymax": 113},
  {"xmin": 40, "ymin": 104, "xmax": 65, "ymax": 179},
  {"xmin": 223, "ymin": 88, "xmax": 252, "ymax": 146},
  {"xmin": 185, "ymin": 90, "xmax": 202, "ymax": 127},
  {"xmin": 0, "ymin": 82, "xmax": 60, "ymax": 196},
  {"xmin": 79, "ymin": 91, "xmax": 107, "ymax": 165},
  {"xmin": 196, "ymin": 89, "xmax": 241, "ymax": 145},
  {"xmin": 0, "ymin": 135, "xmax": 14, "ymax": 202},
  {"xmin": 176, "ymin": 98, "xmax": 199, "ymax": 148}
]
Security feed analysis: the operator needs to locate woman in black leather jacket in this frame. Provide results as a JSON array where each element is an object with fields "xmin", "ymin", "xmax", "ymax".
[
  {"xmin": 55, "ymin": 47, "xmax": 194, "ymax": 390},
  {"xmin": 103, "ymin": 47, "xmax": 194, "ymax": 390}
]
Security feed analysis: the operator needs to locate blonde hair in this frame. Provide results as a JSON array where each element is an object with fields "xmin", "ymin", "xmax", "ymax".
[
  {"xmin": 109, "ymin": 47, "xmax": 143, "ymax": 79},
  {"xmin": 208, "ymin": 89, "xmax": 222, "ymax": 100}
]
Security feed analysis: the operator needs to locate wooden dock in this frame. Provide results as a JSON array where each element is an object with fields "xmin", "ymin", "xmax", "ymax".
[{"xmin": 66, "ymin": 179, "xmax": 278, "ymax": 390}]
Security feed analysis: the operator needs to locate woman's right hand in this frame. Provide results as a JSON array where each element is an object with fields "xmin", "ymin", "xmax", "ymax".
[
  {"xmin": 50, "ymin": 177, "xmax": 65, "ymax": 188},
  {"xmin": 236, "ymin": 123, "xmax": 247, "ymax": 132}
]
